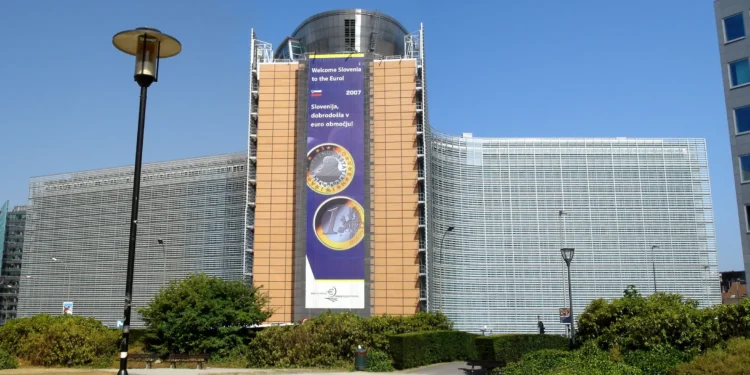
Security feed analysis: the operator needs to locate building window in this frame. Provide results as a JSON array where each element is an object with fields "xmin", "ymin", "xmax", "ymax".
[
  {"xmin": 724, "ymin": 13, "xmax": 745, "ymax": 43},
  {"xmin": 740, "ymin": 154, "xmax": 750, "ymax": 182},
  {"xmin": 736, "ymin": 106, "xmax": 750, "ymax": 134},
  {"xmin": 730, "ymin": 58, "xmax": 750, "ymax": 87},
  {"xmin": 345, "ymin": 19, "xmax": 355, "ymax": 51},
  {"xmin": 745, "ymin": 205, "xmax": 750, "ymax": 232}
]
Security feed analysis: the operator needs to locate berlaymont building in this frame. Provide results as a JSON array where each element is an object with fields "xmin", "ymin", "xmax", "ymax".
[{"xmin": 17, "ymin": 9, "xmax": 720, "ymax": 334}]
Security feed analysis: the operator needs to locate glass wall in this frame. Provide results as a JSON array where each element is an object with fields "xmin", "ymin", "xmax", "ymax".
[{"xmin": 426, "ymin": 133, "xmax": 720, "ymax": 334}]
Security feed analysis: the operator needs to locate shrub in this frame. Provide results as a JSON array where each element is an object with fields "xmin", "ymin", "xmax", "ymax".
[
  {"xmin": 138, "ymin": 273, "xmax": 272, "ymax": 357},
  {"xmin": 713, "ymin": 298, "xmax": 750, "ymax": 340},
  {"xmin": 502, "ymin": 349, "xmax": 572, "ymax": 375},
  {"xmin": 672, "ymin": 338, "xmax": 750, "ymax": 375},
  {"xmin": 577, "ymin": 287, "xmax": 719, "ymax": 354},
  {"xmin": 504, "ymin": 342, "xmax": 642, "ymax": 375},
  {"xmin": 366, "ymin": 350, "xmax": 394, "ymax": 372},
  {"xmin": 246, "ymin": 311, "xmax": 450, "ymax": 368},
  {"xmin": 0, "ymin": 314, "xmax": 119, "ymax": 367},
  {"xmin": 0, "ymin": 348, "xmax": 18, "ymax": 370},
  {"xmin": 621, "ymin": 345, "xmax": 690, "ymax": 375},
  {"xmin": 473, "ymin": 334, "xmax": 570, "ymax": 366},
  {"xmin": 388, "ymin": 330, "xmax": 477, "ymax": 369}
]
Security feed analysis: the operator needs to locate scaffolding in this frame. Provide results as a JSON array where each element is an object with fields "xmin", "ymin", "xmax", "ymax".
[
  {"xmin": 413, "ymin": 24, "xmax": 430, "ymax": 312},
  {"xmin": 244, "ymin": 32, "xmax": 274, "ymax": 284}
]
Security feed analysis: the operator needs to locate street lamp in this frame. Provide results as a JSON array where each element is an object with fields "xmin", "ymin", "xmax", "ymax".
[
  {"xmin": 157, "ymin": 239, "xmax": 166, "ymax": 289},
  {"xmin": 51, "ymin": 257, "xmax": 71, "ymax": 300},
  {"xmin": 112, "ymin": 27, "xmax": 181, "ymax": 375},
  {"xmin": 651, "ymin": 245, "xmax": 659, "ymax": 293},
  {"xmin": 561, "ymin": 247, "xmax": 575, "ymax": 346},
  {"xmin": 437, "ymin": 226, "xmax": 455, "ymax": 312}
]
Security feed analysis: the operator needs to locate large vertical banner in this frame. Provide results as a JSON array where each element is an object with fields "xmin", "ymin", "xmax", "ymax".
[{"xmin": 305, "ymin": 53, "xmax": 365, "ymax": 309}]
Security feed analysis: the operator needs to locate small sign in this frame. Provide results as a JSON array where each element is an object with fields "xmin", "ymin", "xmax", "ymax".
[
  {"xmin": 559, "ymin": 308, "xmax": 572, "ymax": 324},
  {"xmin": 116, "ymin": 320, "xmax": 124, "ymax": 328},
  {"xmin": 63, "ymin": 302, "xmax": 73, "ymax": 315}
]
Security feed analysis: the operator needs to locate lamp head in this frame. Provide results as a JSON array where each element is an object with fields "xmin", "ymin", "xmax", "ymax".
[
  {"xmin": 112, "ymin": 27, "xmax": 181, "ymax": 87},
  {"xmin": 157, "ymin": 239, "xmax": 164, "ymax": 245},
  {"xmin": 51, "ymin": 257, "xmax": 58, "ymax": 262},
  {"xmin": 447, "ymin": 226, "xmax": 455, "ymax": 232},
  {"xmin": 561, "ymin": 248, "xmax": 575, "ymax": 264}
]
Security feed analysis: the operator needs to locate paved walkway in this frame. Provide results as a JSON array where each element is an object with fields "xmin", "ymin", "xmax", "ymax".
[{"xmin": 0, "ymin": 362, "xmax": 467, "ymax": 375}]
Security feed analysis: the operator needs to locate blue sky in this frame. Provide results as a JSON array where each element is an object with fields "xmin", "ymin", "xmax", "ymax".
[{"xmin": 0, "ymin": 1, "xmax": 743, "ymax": 270}]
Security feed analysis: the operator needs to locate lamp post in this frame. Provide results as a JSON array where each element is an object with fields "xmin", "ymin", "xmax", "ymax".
[
  {"xmin": 51, "ymin": 257, "xmax": 71, "ymax": 300},
  {"xmin": 561, "ymin": 247, "xmax": 575, "ymax": 346},
  {"xmin": 157, "ymin": 239, "xmax": 166, "ymax": 289},
  {"xmin": 437, "ymin": 226, "xmax": 455, "ymax": 312},
  {"xmin": 651, "ymin": 245, "xmax": 659, "ymax": 293},
  {"xmin": 112, "ymin": 27, "xmax": 181, "ymax": 375}
]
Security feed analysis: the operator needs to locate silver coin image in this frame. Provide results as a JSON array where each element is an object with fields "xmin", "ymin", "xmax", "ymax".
[{"xmin": 310, "ymin": 150, "xmax": 347, "ymax": 185}]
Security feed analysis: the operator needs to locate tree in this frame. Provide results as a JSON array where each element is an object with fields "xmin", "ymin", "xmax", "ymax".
[
  {"xmin": 138, "ymin": 273, "xmax": 272, "ymax": 357},
  {"xmin": 576, "ymin": 288, "xmax": 718, "ymax": 354}
]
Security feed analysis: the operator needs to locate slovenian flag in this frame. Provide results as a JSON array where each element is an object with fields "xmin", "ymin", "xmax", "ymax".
[{"xmin": 311, "ymin": 90, "xmax": 322, "ymax": 97}]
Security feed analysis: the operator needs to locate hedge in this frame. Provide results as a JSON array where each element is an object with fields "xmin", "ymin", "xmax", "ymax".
[
  {"xmin": 474, "ymin": 334, "xmax": 569, "ymax": 366},
  {"xmin": 388, "ymin": 330, "xmax": 477, "ymax": 369},
  {"xmin": 0, "ymin": 348, "xmax": 18, "ymax": 370},
  {"xmin": 0, "ymin": 314, "xmax": 119, "ymax": 367},
  {"xmin": 247, "ymin": 312, "xmax": 451, "ymax": 368}
]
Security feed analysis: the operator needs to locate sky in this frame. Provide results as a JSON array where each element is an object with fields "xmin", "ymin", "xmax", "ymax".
[{"xmin": 0, "ymin": 1, "xmax": 743, "ymax": 271}]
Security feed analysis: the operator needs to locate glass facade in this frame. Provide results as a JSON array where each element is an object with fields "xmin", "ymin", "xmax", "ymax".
[
  {"xmin": 426, "ymin": 133, "xmax": 720, "ymax": 334},
  {"xmin": 17, "ymin": 153, "xmax": 247, "ymax": 327},
  {"xmin": 730, "ymin": 58, "xmax": 750, "ymax": 87},
  {"xmin": 0, "ymin": 201, "xmax": 7, "ymax": 264},
  {"xmin": 741, "ymin": 154, "xmax": 750, "ymax": 182},
  {"xmin": 724, "ymin": 13, "xmax": 745, "ymax": 42},
  {"xmin": 1, "ymin": 205, "xmax": 25, "ymax": 325},
  {"xmin": 736, "ymin": 105, "xmax": 750, "ymax": 133}
]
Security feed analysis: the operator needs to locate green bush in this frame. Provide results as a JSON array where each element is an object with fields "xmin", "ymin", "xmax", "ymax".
[
  {"xmin": 621, "ymin": 345, "xmax": 690, "ymax": 375},
  {"xmin": 504, "ymin": 342, "xmax": 642, "ymax": 375},
  {"xmin": 366, "ymin": 350, "xmax": 394, "ymax": 372},
  {"xmin": 0, "ymin": 314, "xmax": 118, "ymax": 367},
  {"xmin": 388, "ymin": 330, "xmax": 477, "ymax": 369},
  {"xmin": 246, "ymin": 311, "xmax": 450, "ymax": 368},
  {"xmin": 138, "ymin": 273, "xmax": 272, "ymax": 357},
  {"xmin": 672, "ymin": 338, "xmax": 750, "ymax": 375},
  {"xmin": 577, "ymin": 287, "xmax": 720, "ymax": 354},
  {"xmin": 0, "ymin": 348, "xmax": 18, "ymax": 370},
  {"xmin": 713, "ymin": 298, "xmax": 750, "ymax": 340},
  {"xmin": 502, "ymin": 349, "xmax": 572, "ymax": 375},
  {"xmin": 473, "ymin": 334, "xmax": 569, "ymax": 366}
]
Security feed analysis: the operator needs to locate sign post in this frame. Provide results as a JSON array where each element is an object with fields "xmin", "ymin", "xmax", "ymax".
[
  {"xmin": 559, "ymin": 307, "xmax": 571, "ymax": 324},
  {"xmin": 63, "ymin": 302, "xmax": 73, "ymax": 315}
]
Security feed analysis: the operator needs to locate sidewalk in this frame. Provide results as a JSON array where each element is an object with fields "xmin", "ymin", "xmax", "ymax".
[{"xmin": 0, "ymin": 362, "xmax": 465, "ymax": 375}]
